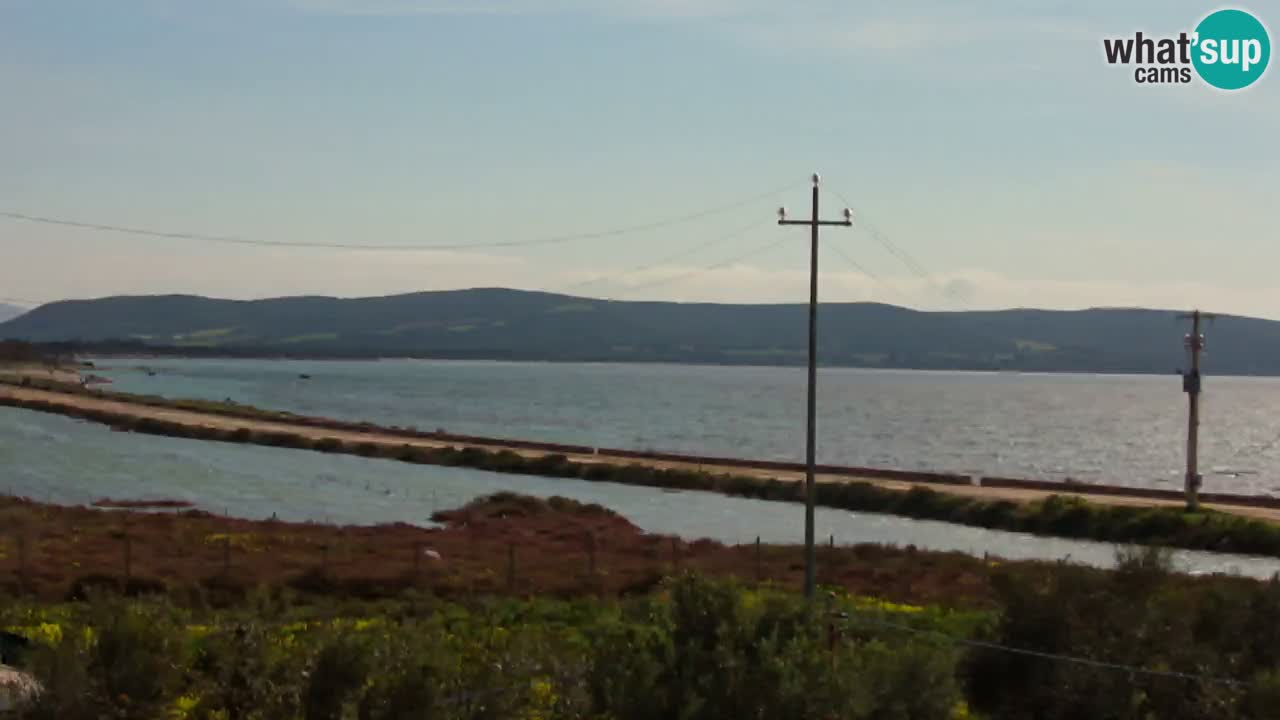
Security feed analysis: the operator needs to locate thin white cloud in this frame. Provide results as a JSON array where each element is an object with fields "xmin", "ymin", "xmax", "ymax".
[
  {"xmin": 284, "ymin": 0, "xmax": 756, "ymax": 18},
  {"xmin": 738, "ymin": 14, "xmax": 1097, "ymax": 57},
  {"xmin": 8, "ymin": 237, "xmax": 1280, "ymax": 319},
  {"xmin": 506, "ymin": 258, "xmax": 1280, "ymax": 320},
  {"xmin": 286, "ymin": 0, "xmax": 571, "ymax": 16},
  {"xmin": 282, "ymin": 0, "xmax": 1093, "ymax": 58}
]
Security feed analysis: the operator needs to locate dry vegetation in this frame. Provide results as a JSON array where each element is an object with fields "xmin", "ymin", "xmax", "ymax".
[{"xmin": 0, "ymin": 493, "xmax": 998, "ymax": 607}]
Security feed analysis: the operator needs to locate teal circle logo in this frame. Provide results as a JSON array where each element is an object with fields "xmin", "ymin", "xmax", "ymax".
[{"xmin": 1192, "ymin": 9, "xmax": 1271, "ymax": 90}]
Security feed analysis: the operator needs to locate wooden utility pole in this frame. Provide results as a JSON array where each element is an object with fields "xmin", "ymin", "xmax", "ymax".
[
  {"xmin": 1179, "ymin": 310, "xmax": 1214, "ymax": 512},
  {"xmin": 778, "ymin": 174, "xmax": 853, "ymax": 600}
]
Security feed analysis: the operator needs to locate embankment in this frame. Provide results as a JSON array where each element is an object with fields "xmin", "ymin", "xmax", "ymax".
[{"xmin": 6, "ymin": 377, "xmax": 1280, "ymax": 557}]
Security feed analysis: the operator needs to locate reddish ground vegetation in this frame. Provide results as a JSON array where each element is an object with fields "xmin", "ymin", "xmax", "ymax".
[{"xmin": 0, "ymin": 491, "xmax": 999, "ymax": 607}]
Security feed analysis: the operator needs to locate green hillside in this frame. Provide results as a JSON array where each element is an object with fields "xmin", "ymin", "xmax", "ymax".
[{"xmin": 0, "ymin": 288, "xmax": 1273, "ymax": 374}]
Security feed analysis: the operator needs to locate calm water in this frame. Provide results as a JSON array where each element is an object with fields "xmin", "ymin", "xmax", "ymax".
[
  {"xmin": 1, "ymin": 406, "xmax": 1276, "ymax": 577},
  {"xmin": 89, "ymin": 358, "xmax": 1280, "ymax": 494}
]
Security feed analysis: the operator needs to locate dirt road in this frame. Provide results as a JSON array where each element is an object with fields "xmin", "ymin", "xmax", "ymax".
[{"xmin": 4, "ymin": 382, "xmax": 1280, "ymax": 524}]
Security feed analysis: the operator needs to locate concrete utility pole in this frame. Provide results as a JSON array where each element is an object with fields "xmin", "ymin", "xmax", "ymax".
[
  {"xmin": 1179, "ymin": 309, "xmax": 1214, "ymax": 512},
  {"xmin": 777, "ymin": 173, "xmax": 853, "ymax": 600}
]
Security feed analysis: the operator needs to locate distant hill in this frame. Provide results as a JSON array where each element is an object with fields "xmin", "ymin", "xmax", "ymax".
[
  {"xmin": 0, "ymin": 288, "xmax": 1274, "ymax": 374},
  {"xmin": 0, "ymin": 303, "xmax": 26, "ymax": 323}
]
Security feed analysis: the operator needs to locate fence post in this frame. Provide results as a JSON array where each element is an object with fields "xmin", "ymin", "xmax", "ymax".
[
  {"xmin": 413, "ymin": 542, "xmax": 421, "ymax": 580},
  {"xmin": 320, "ymin": 543, "xmax": 329, "ymax": 576},
  {"xmin": 17, "ymin": 534, "xmax": 27, "ymax": 590},
  {"xmin": 124, "ymin": 535, "xmax": 132, "ymax": 580},
  {"xmin": 506, "ymin": 542, "xmax": 516, "ymax": 593},
  {"xmin": 223, "ymin": 536, "xmax": 231, "ymax": 576},
  {"xmin": 755, "ymin": 536, "xmax": 762, "ymax": 582},
  {"xmin": 587, "ymin": 533, "xmax": 597, "ymax": 577},
  {"xmin": 671, "ymin": 537, "xmax": 680, "ymax": 573},
  {"xmin": 826, "ymin": 593, "xmax": 837, "ymax": 666}
]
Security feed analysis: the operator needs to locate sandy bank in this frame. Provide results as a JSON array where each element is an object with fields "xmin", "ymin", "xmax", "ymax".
[{"xmin": 3, "ymin": 381, "xmax": 1279, "ymax": 525}]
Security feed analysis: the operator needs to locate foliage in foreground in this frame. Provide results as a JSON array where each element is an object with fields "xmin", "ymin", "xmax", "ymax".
[
  {"xmin": 8, "ymin": 553, "xmax": 1280, "ymax": 719},
  {"xmin": 969, "ymin": 547, "xmax": 1280, "ymax": 720},
  {"xmin": 2, "ymin": 576, "xmax": 969, "ymax": 720}
]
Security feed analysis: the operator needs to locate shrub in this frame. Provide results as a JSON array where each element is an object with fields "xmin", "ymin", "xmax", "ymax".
[
  {"xmin": 24, "ymin": 598, "xmax": 187, "ymax": 720},
  {"xmin": 191, "ymin": 623, "xmax": 306, "ymax": 719},
  {"xmin": 356, "ymin": 636, "xmax": 444, "ymax": 720},
  {"xmin": 303, "ymin": 635, "xmax": 370, "ymax": 720},
  {"xmin": 585, "ymin": 575, "xmax": 963, "ymax": 720}
]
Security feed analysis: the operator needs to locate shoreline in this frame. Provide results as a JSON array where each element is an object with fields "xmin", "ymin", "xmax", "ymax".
[
  {"xmin": 8, "ymin": 376, "xmax": 1280, "ymax": 556},
  {"xmin": 31, "ymin": 346, "xmax": 1258, "ymax": 377},
  {"xmin": 2, "ymin": 373, "xmax": 1274, "ymax": 513}
]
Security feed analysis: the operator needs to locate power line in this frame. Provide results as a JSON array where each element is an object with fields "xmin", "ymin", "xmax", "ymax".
[
  {"xmin": 609, "ymin": 228, "xmax": 785, "ymax": 297},
  {"xmin": 822, "ymin": 187, "xmax": 968, "ymax": 308},
  {"xmin": 846, "ymin": 610, "xmax": 1246, "ymax": 688},
  {"xmin": 557, "ymin": 218, "xmax": 764, "ymax": 293},
  {"xmin": 443, "ymin": 220, "xmax": 771, "ymax": 330},
  {"xmin": 824, "ymin": 241, "xmax": 912, "ymax": 307},
  {"xmin": 0, "ymin": 181, "xmax": 802, "ymax": 253}
]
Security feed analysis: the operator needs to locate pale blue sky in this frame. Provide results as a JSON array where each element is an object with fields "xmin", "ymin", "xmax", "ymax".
[{"xmin": 1, "ymin": 0, "xmax": 1277, "ymax": 316}]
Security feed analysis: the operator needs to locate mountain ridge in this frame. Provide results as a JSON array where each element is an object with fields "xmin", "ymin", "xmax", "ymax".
[
  {"xmin": 0, "ymin": 303, "xmax": 27, "ymax": 323},
  {"xmin": 0, "ymin": 288, "xmax": 1273, "ymax": 374}
]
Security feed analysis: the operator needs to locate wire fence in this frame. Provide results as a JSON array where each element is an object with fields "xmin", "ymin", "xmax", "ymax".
[
  {"xmin": 0, "ymin": 519, "xmax": 782, "ymax": 598},
  {"xmin": 0, "ymin": 513, "xmax": 1258, "ymax": 701}
]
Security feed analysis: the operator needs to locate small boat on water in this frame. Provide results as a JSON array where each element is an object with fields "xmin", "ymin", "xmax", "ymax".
[
  {"xmin": 80, "ymin": 373, "xmax": 112, "ymax": 386},
  {"xmin": 298, "ymin": 373, "xmax": 311, "ymax": 380}
]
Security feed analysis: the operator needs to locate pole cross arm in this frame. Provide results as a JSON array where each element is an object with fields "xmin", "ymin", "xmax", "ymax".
[{"xmin": 778, "ymin": 219, "xmax": 854, "ymax": 227}]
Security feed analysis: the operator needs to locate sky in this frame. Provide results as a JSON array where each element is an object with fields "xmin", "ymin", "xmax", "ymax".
[{"xmin": 1, "ymin": 0, "xmax": 1277, "ymax": 316}]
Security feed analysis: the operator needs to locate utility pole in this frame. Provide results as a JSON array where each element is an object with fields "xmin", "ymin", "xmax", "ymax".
[
  {"xmin": 1179, "ymin": 309, "xmax": 1214, "ymax": 512},
  {"xmin": 778, "ymin": 173, "xmax": 853, "ymax": 600}
]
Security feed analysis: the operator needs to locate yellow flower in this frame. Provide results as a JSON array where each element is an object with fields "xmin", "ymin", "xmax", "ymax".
[
  {"xmin": 203, "ymin": 532, "xmax": 262, "ymax": 552},
  {"xmin": 851, "ymin": 596, "xmax": 924, "ymax": 614},
  {"xmin": 12, "ymin": 623, "xmax": 63, "ymax": 645},
  {"xmin": 169, "ymin": 694, "xmax": 201, "ymax": 720},
  {"xmin": 521, "ymin": 678, "xmax": 557, "ymax": 720}
]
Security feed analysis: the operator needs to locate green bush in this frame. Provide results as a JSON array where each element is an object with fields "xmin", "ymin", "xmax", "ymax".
[
  {"xmin": 963, "ymin": 546, "xmax": 1274, "ymax": 719},
  {"xmin": 21, "ymin": 597, "xmax": 186, "ymax": 720},
  {"xmin": 584, "ymin": 574, "xmax": 963, "ymax": 720},
  {"xmin": 356, "ymin": 634, "xmax": 445, "ymax": 720},
  {"xmin": 23, "ymin": 570, "xmax": 1280, "ymax": 719},
  {"xmin": 191, "ymin": 623, "xmax": 307, "ymax": 720},
  {"xmin": 303, "ymin": 635, "xmax": 370, "ymax": 720}
]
